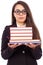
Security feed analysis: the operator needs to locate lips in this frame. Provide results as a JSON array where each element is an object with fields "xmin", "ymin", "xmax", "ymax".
[{"xmin": 19, "ymin": 17, "xmax": 24, "ymax": 19}]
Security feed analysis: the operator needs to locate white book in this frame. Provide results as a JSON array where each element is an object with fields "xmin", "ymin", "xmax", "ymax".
[{"xmin": 10, "ymin": 27, "xmax": 32, "ymax": 40}]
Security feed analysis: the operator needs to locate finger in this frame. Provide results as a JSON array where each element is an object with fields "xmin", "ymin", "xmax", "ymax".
[
  {"xmin": 8, "ymin": 43, "xmax": 14, "ymax": 45},
  {"xmin": 25, "ymin": 43, "xmax": 36, "ymax": 48},
  {"xmin": 25, "ymin": 43, "xmax": 31, "ymax": 47}
]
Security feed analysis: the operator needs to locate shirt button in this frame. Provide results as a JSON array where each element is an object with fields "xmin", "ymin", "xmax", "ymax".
[{"xmin": 22, "ymin": 50, "xmax": 25, "ymax": 54}]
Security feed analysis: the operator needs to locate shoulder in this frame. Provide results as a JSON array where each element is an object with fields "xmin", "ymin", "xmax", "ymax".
[
  {"xmin": 3, "ymin": 25, "xmax": 13, "ymax": 33},
  {"xmin": 4, "ymin": 24, "xmax": 17, "ymax": 33},
  {"xmin": 4, "ymin": 25, "xmax": 14, "ymax": 30},
  {"xmin": 5, "ymin": 25, "xmax": 13, "ymax": 28}
]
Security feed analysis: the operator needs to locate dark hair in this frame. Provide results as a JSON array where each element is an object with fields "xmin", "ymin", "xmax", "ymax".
[{"xmin": 12, "ymin": 1, "xmax": 41, "ymax": 40}]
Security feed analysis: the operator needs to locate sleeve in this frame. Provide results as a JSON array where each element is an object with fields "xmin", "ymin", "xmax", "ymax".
[
  {"xmin": 30, "ymin": 27, "xmax": 42, "ymax": 60},
  {"xmin": 31, "ymin": 44, "xmax": 42, "ymax": 60},
  {"xmin": 1, "ymin": 26, "xmax": 17, "ymax": 60}
]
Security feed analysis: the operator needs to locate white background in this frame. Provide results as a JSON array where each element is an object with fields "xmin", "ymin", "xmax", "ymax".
[{"xmin": 0, "ymin": 0, "xmax": 43, "ymax": 65}]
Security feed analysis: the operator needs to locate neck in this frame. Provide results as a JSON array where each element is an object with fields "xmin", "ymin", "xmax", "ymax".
[
  {"xmin": 16, "ymin": 21, "xmax": 25, "ymax": 26},
  {"xmin": 16, "ymin": 21, "xmax": 26, "ymax": 27}
]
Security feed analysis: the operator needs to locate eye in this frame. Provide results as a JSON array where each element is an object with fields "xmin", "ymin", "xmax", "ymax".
[
  {"xmin": 22, "ymin": 9, "xmax": 26, "ymax": 14},
  {"xmin": 14, "ymin": 9, "xmax": 20, "ymax": 13}
]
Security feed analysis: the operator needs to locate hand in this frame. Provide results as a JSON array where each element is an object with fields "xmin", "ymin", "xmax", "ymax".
[
  {"xmin": 8, "ymin": 43, "xmax": 22, "ymax": 49},
  {"xmin": 25, "ymin": 43, "xmax": 40, "ymax": 49}
]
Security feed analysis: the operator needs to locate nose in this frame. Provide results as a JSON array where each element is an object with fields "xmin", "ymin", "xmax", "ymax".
[{"xmin": 19, "ymin": 12, "xmax": 23, "ymax": 15}]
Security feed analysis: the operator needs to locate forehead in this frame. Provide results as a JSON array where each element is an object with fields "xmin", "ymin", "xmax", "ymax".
[{"xmin": 14, "ymin": 4, "xmax": 25, "ymax": 10}]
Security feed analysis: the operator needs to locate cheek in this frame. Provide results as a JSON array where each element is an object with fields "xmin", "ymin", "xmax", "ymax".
[
  {"xmin": 23, "ymin": 15, "xmax": 27, "ymax": 20},
  {"xmin": 13, "ymin": 13, "xmax": 18, "ymax": 20},
  {"xmin": 16, "ymin": 15, "xmax": 19, "ymax": 20},
  {"xmin": 14, "ymin": 15, "xmax": 18, "ymax": 20}
]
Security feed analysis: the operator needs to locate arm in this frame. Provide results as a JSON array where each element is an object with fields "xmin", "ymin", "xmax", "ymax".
[
  {"xmin": 26, "ymin": 27, "xmax": 42, "ymax": 60},
  {"xmin": 26, "ymin": 43, "xmax": 42, "ymax": 60},
  {"xmin": 1, "ymin": 26, "xmax": 17, "ymax": 60},
  {"xmin": 30, "ymin": 44, "xmax": 42, "ymax": 60}
]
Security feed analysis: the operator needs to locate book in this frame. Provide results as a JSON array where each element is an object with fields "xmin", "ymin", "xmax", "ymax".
[{"xmin": 9, "ymin": 40, "xmax": 41, "ymax": 44}]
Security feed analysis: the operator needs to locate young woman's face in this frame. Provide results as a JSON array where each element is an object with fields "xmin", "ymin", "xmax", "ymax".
[{"xmin": 13, "ymin": 4, "xmax": 27, "ymax": 23}]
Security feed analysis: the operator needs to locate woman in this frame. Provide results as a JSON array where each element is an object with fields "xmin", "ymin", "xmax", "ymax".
[{"xmin": 1, "ymin": 1, "xmax": 42, "ymax": 65}]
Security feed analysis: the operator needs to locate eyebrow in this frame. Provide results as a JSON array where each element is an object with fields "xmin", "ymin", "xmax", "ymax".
[{"xmin": 15, "ymin": 9, "xmax": 26, "ymax": 11}]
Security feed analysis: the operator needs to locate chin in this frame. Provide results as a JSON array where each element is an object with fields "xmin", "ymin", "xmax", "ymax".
[{"xmin": 19, "ymin": 19, "xmax": 26, "ymax": 22}]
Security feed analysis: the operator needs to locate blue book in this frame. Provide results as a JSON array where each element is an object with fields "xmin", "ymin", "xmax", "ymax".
[{"xmin": 9, "ymin": 40, "xmax": 41, "ymax": 44}]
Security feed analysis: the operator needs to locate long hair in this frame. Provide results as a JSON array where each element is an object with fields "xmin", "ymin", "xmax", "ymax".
[{"xmin": 12, "ymin": 1, "xmax": 41, "ymax": 40}]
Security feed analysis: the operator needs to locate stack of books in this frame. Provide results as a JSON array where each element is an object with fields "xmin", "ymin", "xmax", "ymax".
[{"xmin": 9, "ymin": 27, "xmax": 40, "ymax": 44}]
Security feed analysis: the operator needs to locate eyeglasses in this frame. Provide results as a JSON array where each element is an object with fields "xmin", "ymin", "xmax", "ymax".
[{"xmin": 14, "ymin": 9, "xmax": 27, "ymax": 15}]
